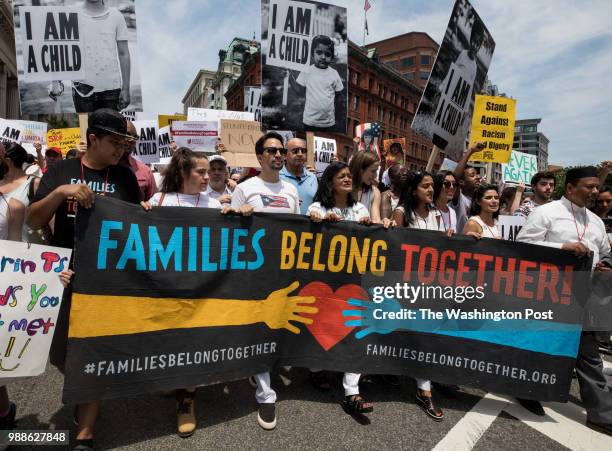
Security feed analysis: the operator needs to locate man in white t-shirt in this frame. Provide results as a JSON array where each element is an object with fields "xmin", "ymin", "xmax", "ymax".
[
  {"xmin": 49, "ymin": 0, "xmax": 131, "ymax": 112},
  {"xmin": 230, "ymin": 131, "xmax": 300, "ymax": 431}
]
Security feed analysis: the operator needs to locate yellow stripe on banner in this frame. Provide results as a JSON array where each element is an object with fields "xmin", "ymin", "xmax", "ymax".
[{"xmin": 69, "ymin": 293, "xmax": 261, "ymax": 338}]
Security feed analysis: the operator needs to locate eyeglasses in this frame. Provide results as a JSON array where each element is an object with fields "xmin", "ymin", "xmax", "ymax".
[
  {"xmin": 443, "ymin": 181, "xmax": 457, "ymax": 188},
  {"xmin": 289, "ymin": 147, "xmax": 307, "ymax": 154},
  {"xmin": 263, "ymin": 147, "xmax": 287, "ymax": 155}
]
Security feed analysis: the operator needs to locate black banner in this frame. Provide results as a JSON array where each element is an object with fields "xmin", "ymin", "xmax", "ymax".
[{"xmin": 64, "ymin": 197, "xmax": 591, "ymax": 404}]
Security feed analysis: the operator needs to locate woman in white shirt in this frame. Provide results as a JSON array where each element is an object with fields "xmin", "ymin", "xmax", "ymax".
[
  {"xmin": 349, "ymin": 151, "xmax": 382, "ymax": 223},
  {"xmin": 463, "ymin": 184, "xmax": 502, "ymax": 239},
  {"xmin": 391, "ymin": 170, "xmax": 445, "ymax": 421},
  {"xmin": 307, "ymin": 161, "xmax": 374, "ymax": 415},
  {"xmin": 433, "ymin": 171, "xmax": 458, "ymax": 235}
]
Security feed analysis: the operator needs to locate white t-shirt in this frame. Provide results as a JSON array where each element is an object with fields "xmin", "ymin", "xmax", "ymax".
[
  {"xmin": 296, "ymin": 65, "xmax": 344, "ymax": 127},
  {"xmin": 435, "ymin": 206, "xmax": 458, "ymax": 233},
  {"xmin": 78, "ymin": 7, "xmax": 129, "ymax": 93},
  {"xmin": 231, "ymin": 177, "xmax": 300, "ymax": 214},
  {"xmin": 0, "ymin": 196, "xmax": 9, "ymax": 240},
  {"xmin": 307, "ymin": 202, "xmax": 370, "ymax": 222},
  {"xmin": 148, "ymin": 192, "xmax": 222, "ymax": 209}
]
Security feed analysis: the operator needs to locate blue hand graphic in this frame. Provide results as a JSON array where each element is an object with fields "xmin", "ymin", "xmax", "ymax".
[{"xmin": 343, "ymin": 297, "xmax": 405, "ymax": 338}]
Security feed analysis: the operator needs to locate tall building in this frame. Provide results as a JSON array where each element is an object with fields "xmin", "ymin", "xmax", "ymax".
[
  {"xmin": 0, "ymin": 0, "xmax": 19, "ymax": 119},
  {"xmin": 513, "ymin": 118, "xmax": 549, "ymax": 172},
  {"xmin": 182, "ymin": 70, "xmax": 217, "ymax": 114},
  {"xmin": 225, "ymin": 40, "xmax": 444, "ymax": 170},
  {"xmin": 365, "ymin": 32, "xmax": 439, "ymax": 87},
  {"xmin": 225, "ymin": 51, "xmax": 261, "ymax": 113}
]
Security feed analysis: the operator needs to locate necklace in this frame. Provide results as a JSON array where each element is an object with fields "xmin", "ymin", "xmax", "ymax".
[
  {"xmin": 436, "ymin": 206, "xmax": 451, "ymax": 231},
  {"xmin": 570, "ymin": 201, "xmax": 588, "ymax": 242},
  {"xmin": 80, "ymin": 160, "xmax": 110, "ymax": 195},
  {"xmin": 176, "ymin": 192, "xmax": 200, "ymax": 207},
  {"xmin": 480, "ymin": 216, "xmax": 498, "ymax": 237}
]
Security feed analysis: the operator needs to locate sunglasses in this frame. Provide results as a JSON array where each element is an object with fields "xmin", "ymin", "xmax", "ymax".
[
  {"xmin": 289, "ymin": 147, "xmax": 307, "ymax": 154},
  {"xmin": 263, "ymin": 147, "xmax": 287, "ymax": 155},
  {"xmin": 443, "ymin": 181, "xmax": 457, "ymax": 188}
]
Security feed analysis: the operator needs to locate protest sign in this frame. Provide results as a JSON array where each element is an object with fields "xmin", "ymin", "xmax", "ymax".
[
  {"xmin": 157, "ymin": 126, "xmax": 173, "ymax": 164},
  {"xmin": 12, "ymin": 1, "xmax": 143, "ymax": 115},
  {"xmin": 469, "ymin": 95, "xmax": 517, "ymax": 163},
  {"xmin": 313, "ymin": 136, "xmax": 336, "ymax": 176},
  {"xmin": 187, "ymin": 108, "xmax": 253, "ymax": 128},
  {"xmin": 502, "ymin": 151, "xmax": 538, "ymax": 185},
  {"xmin": 411, "ymin": 0, "xmax": 495, "ymax": 161},
  {"xmin": 15, "ymin": 120, "xmax": 48, "ymax": 156},
  {"xmin": 219, "ymin": 119, "xmax": 263, "ymax": 167},
  {"xmin": 64, "ymin": 196, "xmax": 590, "ymax": 404},
  {"xmin": 498, "ymin": 215, "xmax": 526, "ymax": 242},
  {"xmin": 158, "ymin": 114, "xmax": 187, "ymax": 129},
  {"xmin": 383, "ymin": 138, "xmax": 407, "ymax": 157},
  {"xmin": 132, "ymin": 120, "xmax": 159, "ymax": 164},
  {"xmin": 0, "ymin": 119, "xmax": 24, "ymax": 146},
  {"xmin": 172, "ymin": 121, "xmax": 219, "ymax": 153},
  {"xmin": 261, "ymin": 0, "xmax": 348, "ymax": 134},
  {"xmin": 440, "ymin": 158, "xmax": 458, "ymax": 172},
  {"xmin": 45, "ymin": 128, "xmax": 81, "ymax": 156},
  {"xmin": 244, "ymin": 86, "xmax": 262, "ymax": 122},
  {"xmin": 0, "ymin": 240, "xmax": 71, "ymax": 377}
]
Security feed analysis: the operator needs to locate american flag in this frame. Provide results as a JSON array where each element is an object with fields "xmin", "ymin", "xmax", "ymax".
[{"xmin": 364, "ymin": 0, "xmax": 372, "ymax": 12}]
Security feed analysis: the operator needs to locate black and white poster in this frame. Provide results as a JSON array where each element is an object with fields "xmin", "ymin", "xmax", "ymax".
[
  {"xmin": 244, "ymin": 86, "xmax": 262, "ymax": 122},
  {"xmin": 411, "ymin": 0, "xmax": 495, "ymax": 161},
  {"xmin": 12, "ymin": 0, "xmax": 143, "ymax": 115},
  {"xmin": 261, "ymin": 0, "xmax": 348, "ymax": 134}
]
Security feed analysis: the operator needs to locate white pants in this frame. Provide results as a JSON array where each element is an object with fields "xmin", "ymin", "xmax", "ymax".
[
  {"xmin": 342, "ymin": 372, "xmax": 361, "ymax": 396},
  {"xmin": 417, "ymin": 378, "xmax": 431, "ymax": 392},
  {"xmin": 254, "ymin": 372, "xmax": 277, "ymax": 404}
]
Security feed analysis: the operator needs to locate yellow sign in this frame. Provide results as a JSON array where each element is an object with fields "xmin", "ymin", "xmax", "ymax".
[
  {"xmin": 469, "ymin": 95, "xmax": 516, "ymax": 163},
  {"xmin": 158, "ymin": 114, "xmax": 187, "ymax": 129},
  {"xmin": 46, "ymin": 128, "xmax": 81, "ymax": 156}
]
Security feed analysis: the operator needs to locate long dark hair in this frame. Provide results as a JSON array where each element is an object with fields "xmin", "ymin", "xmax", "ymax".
[
  {"xmin": 1, "ymin": 143, "xmax": 28, "ymax": 179},
  {"xmin": 313, "ymin": 162, "xmax": 356, "ymax": 209},
  {"xmin": 349, "ymin": 151, "xmax": 379, "ymax": 198},
  {"xmin": 161, "ymin": 147, "xmax": 207, "ymax": 193},
  {"xmin": 398, "ymin": 170, "xmax": 432, "ymax": 225},
  {"xmin": 433, "ymin": 170, "xmax": 455, "ymax": 203},
  {"xmin": 469, "ymin": 184, "xmax": 500, "ymax": 219}
]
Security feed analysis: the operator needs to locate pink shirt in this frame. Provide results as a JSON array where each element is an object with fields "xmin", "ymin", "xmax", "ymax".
[{"xmin": 128, "ymin": 156, "xmax": 157, "ymax": 201}]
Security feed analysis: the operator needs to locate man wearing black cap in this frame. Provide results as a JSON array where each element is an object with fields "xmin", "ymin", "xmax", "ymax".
[
  {"xmin": 26, "ymin": 108, "xmax": 141, "ymax": 450},
  {"xmin": 517, "ymin": 166, "xmax": 612, "ymax": 434}
]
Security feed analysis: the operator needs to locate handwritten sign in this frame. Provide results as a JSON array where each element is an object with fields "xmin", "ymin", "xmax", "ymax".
[
  {"xmin": 45, "ymin": 128, "xmax": 81, "ymax": 156},
  {"xmin": 502, "ymin": 151, "xmax": 538, "ymax": 185},
  {"xmin": 187, "ymin": 108, "xmax": 254, "ymax": 129},
  {"xmin": 220, "ymin": 119, "xmax": 263, "ymax": 167},
  {"xmin": 0, "ymin": 240, "xmax": 71, "ymax": 377},
  {"xmin": 469, "ymin": 95, "xmax": 517, "ymax": 163}
]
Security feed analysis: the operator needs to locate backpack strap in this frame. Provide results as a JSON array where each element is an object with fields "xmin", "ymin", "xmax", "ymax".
[{"xmin": 158, "ymin": 192, "xmax": 165, "ymax": 206}]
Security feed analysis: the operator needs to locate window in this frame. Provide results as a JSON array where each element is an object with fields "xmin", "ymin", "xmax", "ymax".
[
  {"xmin": 401, "ymin": 56, "xmax": 415, "ymax": 68},
  {"xmin": 352, "ymin": 71, "xmax": 360, "ymax": 85},
  {"xmin": 420, "ymin": 55, "xmax": 431, "ymax": 65},
  {"xmin": 378, "ymin": 83, "xmax": 384, "ymax": 96},
  {"xmin": 420, "ymin": 71, "xmax": 429, "ymax": 80},
  {"xmin": 353, "ymin": 95, "xmax": 360, "ymax": 111},
  {"xmin": 367, "ymin": 101, "xmax": 372, "ymax": 115},
  {"xmin": 404, "ymin": 72, "xmax": 415, "ymax": 80}
]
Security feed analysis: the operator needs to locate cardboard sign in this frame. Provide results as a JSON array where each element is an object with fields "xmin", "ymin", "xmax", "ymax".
[
  {"xmin": 244, "ymin": 86, "xmax": 262, "ymax": 122},
  {"xmin": 313, "ymin": 137, "xmax": 336, "ymax": 176},
  {"xmin": 158, "ymin": 114, "xmax": 187, "ymax": 129},
  {"xmin": 502, "ymin": 151, "xmax": 538, "ymax": 185},
  {"xmin": 132, "ymin": 120, "xmax": 159, "ymax": 164},
  {"xmin": 17, "ymin": 6, "xmax": 85, "ymax": 82},
  {"xmin": 158, "ymin": 126, "xmax": 173, "ymax": 164},
  {"xmin": 172, "ymin": 121, "xmax": 219, "ymax": 153},
  {"xmin": 0, "ymin": 240, "xmax": 71, "ymax": 377},
  {"xmin": 220, "ymin": 119, "xmax": 263, "ymax": 167},
  {"xmin": 498, "ymin": 215, "xmax": 526, "ymax": 242},
  {"xmin": 469, "ymin": 95, "xmax": 517, "ymax": 163},
  {"xmin": 0, "ymin": 119, "xmax": 25, "ymax": 146},
  {"xmin": 45, "ymin": 128, "xmax": 81, "ymax": 156},
  {"xmin": 186, "ymin": 108, "xmax": 254, "ymax": 128},
  {"xmin": 440, "ymin": 158, "xmax": 458, "ymax": 172}
]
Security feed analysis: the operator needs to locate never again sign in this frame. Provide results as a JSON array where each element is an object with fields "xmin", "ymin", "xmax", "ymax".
[{"xmin": 19, "ymin": 6, "xmax": 85, "ymax": 82}]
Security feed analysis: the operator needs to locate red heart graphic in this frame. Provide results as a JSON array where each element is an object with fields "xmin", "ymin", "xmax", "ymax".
[{"xmin": 299, "ymin": 282, "xmax": 368, "ymax": 351}]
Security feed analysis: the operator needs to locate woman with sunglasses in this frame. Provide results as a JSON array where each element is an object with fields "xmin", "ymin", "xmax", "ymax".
[
  {"xmin": 433, "ymin": 171, "xmax": 458, "ymax": 234},
  {"xmin": 307, "ymin": 161, "xmax": 374, "ymax": 415},
  {"xmin": 349, "ymin": 151, "xmax": 382, "ymax": 223},
  {"xmin": 392, "ymin": 170, "xmax": 445, "ymax": 421},
  {"xmin": 463, "ymin": 184, "xmax": 502, "ymax": 239}
]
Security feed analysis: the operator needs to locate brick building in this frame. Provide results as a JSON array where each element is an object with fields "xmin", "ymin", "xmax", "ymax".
[{"xmin": 226, "ymin": 40, "xmax": 442, "ymax": 170}]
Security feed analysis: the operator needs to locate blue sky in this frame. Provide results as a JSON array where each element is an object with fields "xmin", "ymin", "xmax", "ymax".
[{"xmin": 136, "ymin": 0, "xmax": 612, "ymax": 166}]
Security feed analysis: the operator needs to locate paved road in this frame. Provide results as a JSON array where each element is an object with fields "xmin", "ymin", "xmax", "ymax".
[{"xmin": 7, "ymin": 360, "xmax": 612, "ymax": 450}]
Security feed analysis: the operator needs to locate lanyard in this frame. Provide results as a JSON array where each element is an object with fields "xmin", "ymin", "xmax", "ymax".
[
  {"xmin": 436, "ymin": 207, "xmax": 451, "ymax": 232},
  {"xmin": 570, "ymin": 202, "xmax": 588, "ymax": 242},
  {"xmin": 80, "ymin": 160, "xmax": 110, "ymax": 195}
]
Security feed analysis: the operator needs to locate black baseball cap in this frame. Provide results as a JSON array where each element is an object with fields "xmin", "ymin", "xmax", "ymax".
[{"xmin": 87, "ymin": 108, "xmax": 133, "ymax": 140}]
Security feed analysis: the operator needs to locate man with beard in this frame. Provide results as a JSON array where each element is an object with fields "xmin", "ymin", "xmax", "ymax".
[
  {"xmin": 514, "ymin": 171, "xmax": 556, "ymax": 217},
  {"xmin": 279, "ymin": 138, "xmax": 317, "ymax": 214}
]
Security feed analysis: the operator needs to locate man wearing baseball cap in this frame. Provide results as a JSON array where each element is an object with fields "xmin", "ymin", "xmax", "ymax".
[
  {"xmin": 206, "ymin": 154, "xmax": 233, "ymax": 204},
  {"xmin": 26, "ymin": 108, "xmax": 142, "ymax": 450}
]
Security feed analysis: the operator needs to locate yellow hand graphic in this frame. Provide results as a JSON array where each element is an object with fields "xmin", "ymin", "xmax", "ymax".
[{"xmin": 259, "ymin": 282, "xmax": 318, "ymax": 334}]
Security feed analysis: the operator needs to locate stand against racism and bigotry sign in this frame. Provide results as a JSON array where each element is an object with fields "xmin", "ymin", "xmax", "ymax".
[
  {"xmin": 244, "ymin": 86, "xmax": 262, "ymax": 122},
  {"xmin": 313, "ymin": 136, "xmax": 336, "ymax": 176},
  {"xmin": 0, "ymin": 240, "xmax": 71, "ymax": 377},
  {"xmin": 131, "ymin": 120, "xmax": 159, "ymax": 164},
  {"xmin": 63, "ymin": 196, "xmax": 591, "ymax": 404},
  {"xmin": 412, "ymin": 0, "xmax": 495, "ymax": 161},
  {"xmin": 171, "ymin": 121, "xmax": 219, "ymax": 153},
  {"xmin": 502, "ymin": 151, "xmax": 538, "ymax": 185},
  {"xmin": 12, "ymin": 0, "xmax": 143, "ymax": 115},
  {"xmin": 469, "ymin": 95, "xmax": 516, "ymax": 163},
  {"xmin": 0, "ymin": 119, "xmax": 24, "ymax": 146},
  {"xmin": 261, "ymin": 0, "xmax": 348, "ymax": 134}
]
